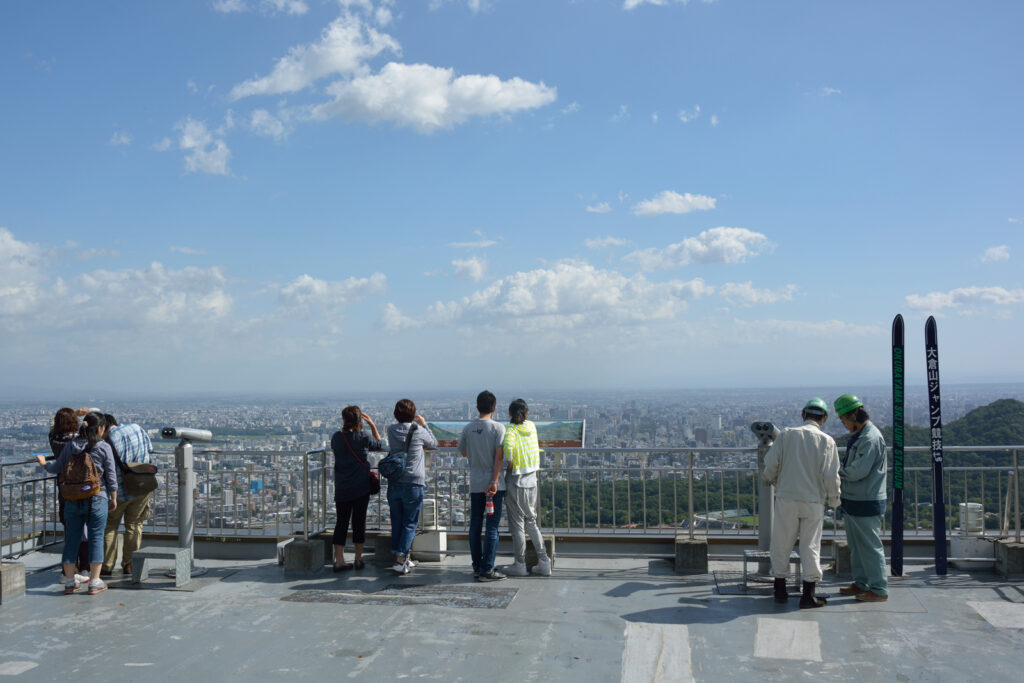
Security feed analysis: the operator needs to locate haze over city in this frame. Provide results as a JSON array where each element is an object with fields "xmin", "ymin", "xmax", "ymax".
[{"xmin": 2, "ymin": 1, "xmax": 1022, "ymax": 397}]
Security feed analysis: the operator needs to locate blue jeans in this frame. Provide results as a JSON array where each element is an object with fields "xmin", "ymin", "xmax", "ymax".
[
  {"xmin": 63, "ymin": 496, "xmax": 108, "ymax": 565},
  {"xmin": 469, "ymin": 491, "xmax": 504, "ymax": 574},
  {"xmin": 387, "ymin": 483, "xmax": 423, "ymax": 558}
]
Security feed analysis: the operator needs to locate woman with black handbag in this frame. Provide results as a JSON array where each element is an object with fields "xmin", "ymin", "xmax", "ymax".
[{"xmin": 329, "ymin": 406, "xmax": 383, "ymax": 571}]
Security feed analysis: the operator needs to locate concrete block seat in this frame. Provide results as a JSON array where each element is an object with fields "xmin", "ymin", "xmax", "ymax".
[{"xmin": 131, "ymin": 547, "xmax": 192, "ymax": 587}]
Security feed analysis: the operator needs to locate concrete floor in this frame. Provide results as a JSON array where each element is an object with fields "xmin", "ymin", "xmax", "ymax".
[{"xmin": 1, "ymin": 552, "xmax": 1023, "ymax": 681}]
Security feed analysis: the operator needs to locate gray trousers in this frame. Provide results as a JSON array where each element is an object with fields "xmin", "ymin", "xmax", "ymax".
[{"xmin": 505, "ymin": 479, "xmax": 547, "ymax": 565}]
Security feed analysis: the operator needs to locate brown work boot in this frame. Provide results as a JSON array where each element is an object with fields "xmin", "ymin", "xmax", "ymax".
[
  {"xmin": 855, "ymin": 590, "xmax": 888, "ymax": 602},
  {"xmin": 773, "ymin": 577, "xmax": 788, "ymax": 604},
  {"xmin": 799, "ymin": 581, "xmax": 827, "ymax": 609},
  {"xmin": 839, "ymin": 582, "xmax": 864, "ymax": 596},
  {"xmin": 122, "ymin": 562, "xmax": 132, "ymax": 576}
]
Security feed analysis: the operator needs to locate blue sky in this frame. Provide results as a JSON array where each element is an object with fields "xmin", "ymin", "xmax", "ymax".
[{"xmin": 1, "ymin": 0, "xmax": 1022, "ymax": 397}]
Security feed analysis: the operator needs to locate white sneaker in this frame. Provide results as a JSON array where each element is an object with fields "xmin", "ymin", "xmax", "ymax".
[
  {"xmin": 504, "ymin": 561, "xmax": 528, "ymax": 577},
  {"xmin": 392, "ymin": 561, "xmax": 409, "ymax": 575},
  {"xmin": 87, "ymin": 578, "xmax": 107, "ymax": 595},
  {"xmin": 74, "ymin": 573, "xmax": 90, "ymax": 585},
  {"xmin": 533, "ymin": 558, "xmax": 552, "ymax": 576},
  {"xmin": 405, "ymin": 558, "xmax": 417, "ymax": 568}
]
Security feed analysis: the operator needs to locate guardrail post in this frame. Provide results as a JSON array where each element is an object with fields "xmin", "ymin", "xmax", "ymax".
[
  {"xmin": 1015, "ymin": 450, "xmax": 1021, "ymax": 544},
  {"xmin": 302, "ymin": 452, "xmax": 310, "ymax": 541},
  {"xmin": 756, "ymin": 440, "xmax": 772, "ymax": 574},
  {"xmin": 687, "ymin": 451, "xmax": 694, "ymax": 541}
]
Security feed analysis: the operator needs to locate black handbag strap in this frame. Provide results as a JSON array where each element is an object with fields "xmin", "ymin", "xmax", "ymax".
[{"xmin": 342, "ymin": 433, "xmax": 374, "ymax": 475}]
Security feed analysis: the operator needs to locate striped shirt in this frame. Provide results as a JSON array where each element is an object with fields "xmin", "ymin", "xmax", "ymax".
[
  {"xmin": 108, "ymin": 423, "xmax": 153, "ymax": 499},
  {"xmin": 503, "ymin": 420, "xmax": 540, "ymax": 475}
]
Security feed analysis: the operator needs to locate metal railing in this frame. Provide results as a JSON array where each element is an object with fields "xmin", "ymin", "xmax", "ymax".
[{"xmin": 4, "ymin": 445, "xmax": 1021, "ymax": 560}]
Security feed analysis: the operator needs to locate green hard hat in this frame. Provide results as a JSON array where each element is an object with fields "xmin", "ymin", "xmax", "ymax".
[
  {"xmin": 803, "ymin": 398, "xmax": 828, "ymax": 417},
  {"xmin": 834, "ymin": 393, "xmax": 863, "ymax": 417}
]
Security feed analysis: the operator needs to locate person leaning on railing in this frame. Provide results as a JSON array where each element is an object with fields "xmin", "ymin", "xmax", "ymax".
[
  {"xmin": 835, "ymin": 393, "xmax": 889, "ymax": 603},
  {"xmin": 48, "ymin": 406, "xmax": 90, "ymax": 573},
  {"xmin": 36, "ymin": 411, "xmax": 117, "ymax": 596},
  {"xmin": 100, "ymin": 413, "xmax": 154, "ymax": 578},
  {"xmin": 329, "ymin": 405, "xmax": 383, "ymax": 571}
]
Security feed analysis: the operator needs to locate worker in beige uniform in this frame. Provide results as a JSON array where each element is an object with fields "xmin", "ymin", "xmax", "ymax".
[{"xmin": 762, "ymin": 398, "xmax": 841, "ymax": 608}]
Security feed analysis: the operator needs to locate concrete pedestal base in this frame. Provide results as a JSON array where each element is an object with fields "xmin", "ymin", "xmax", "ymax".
[
  {"xmin": 832, "ymin": 540, "xmax": 851, "ymax": 579},
  {"xmin": 995, "ymin": 539, "xmax": 1024, "ymax": 578},
  {"xmin": 411, "ymin": 530, "xmax": 447, "ymax": 562},
  {"xmin": 1, "ymin": 562, "xmax": 26, "ymax": 604},
  {"xmin": 283, "ymin": 538, "xmax": 325, "ymax": 575},
  {"xmin": 132, "ymin": 547, "xmax": 192, "ymax": 587},
  {"xmin": 674, "ymin": 533, "xmax": 708, "ymax": 574},
  {"xmin": 373, "ymin": 533, "xmax": 393, "ymax": 567},
  {"xmin": 525, "ymin": 534, "xmax": 556, "ymax": 570}
]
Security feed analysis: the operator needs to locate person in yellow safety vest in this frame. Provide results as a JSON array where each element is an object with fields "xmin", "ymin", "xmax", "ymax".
[{"xmin": 500, "ymin": 398, "xmax": 552, "ymax": 577}]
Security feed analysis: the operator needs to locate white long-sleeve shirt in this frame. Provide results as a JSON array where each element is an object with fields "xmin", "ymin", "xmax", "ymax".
[{"xmin": 762, "ymin": 420, "xmax": 841, "ymax": 507}]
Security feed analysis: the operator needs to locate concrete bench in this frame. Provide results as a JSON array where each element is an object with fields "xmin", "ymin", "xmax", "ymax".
[
  {"xmin": 743, "ymin": 549, "xmax": 800, "ymax": 590},
  {"xmin": 131, "ymin": 547, "xmax": 192, "ymax": 587}
]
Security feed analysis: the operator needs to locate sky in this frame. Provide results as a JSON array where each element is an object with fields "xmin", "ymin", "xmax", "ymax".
[{"xmin": 1, "ymin": 0, "xmax": 1023, "ymax": 398}]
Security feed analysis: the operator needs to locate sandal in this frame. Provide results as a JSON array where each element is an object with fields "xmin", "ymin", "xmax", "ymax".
[
  {"xmin": 332, "ymin": 563, "xmax": 354, "ymax": 572},
  {"xmin": 354, "ymin": 559, "xmax": 365, "ymax": 570}
]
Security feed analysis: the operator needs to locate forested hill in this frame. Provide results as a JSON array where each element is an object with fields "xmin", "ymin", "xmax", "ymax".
[{"xmin": 880, "ymin": 399, "xmax": 1024, "ymax": 466}]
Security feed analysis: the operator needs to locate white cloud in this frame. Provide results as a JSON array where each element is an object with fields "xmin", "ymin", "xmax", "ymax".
[
  {"xmin": 229, "ymin": 14, "xmax": 400, "ymax": 100},
  {"xmin": 382, "ymin": 261, "xmax": 713, "ymax": 333},
  {"xmin": 452, "ymin": 256, "xmax": 488, "ymax": 282},
  {"xmin": 820, "ymin": 86, "xmax": 842, "ymax": 96},
  {"xmin": 250, "ymin": 109, "xmax": 288, "ymax": 139},
  {"xmin": 429, "ymin": 0, "xmax": 486, "ymax": 12},
  {"xmin": 152, "ymin": 137, "xmax": 172, "ymax": 152},
  {"xmin": 176, "ymin": 118, "xmax": 232, "ymax": 175},
  {"xmin": 981, "ymin": 245, "xmax": 1010, "ymax": 262},
  {"xmin": 678, "ymin": 105, "xmax": 700, "ymax": 123},
  {"xmin": 170, "ymin": 246, "xmax": 208, "ymax": 255},
  {"xmin": 651, "ymin": 112, "xmax": 659, "ymax": 124},
  {"xmin": 625, "ymin": 227, "xmax": 769, "ymax": 271},
  {"xmin": 561, "ymin": 101, "xmax": 580, "ymax": 115},
  {"xmin": 0, "ymin": 228, "xmax": 45, "ymax": 291},
  {"xmin": 731, "ymin": 318, "xmax": 881, "ymax": 342},
  {"xmin": 278, "ymin": 272, "xmax": 387, "ymax": 314},
  {"xmin": 1009, "ymin": 217, "xmax": 1023, "ymax": 224},
  {"xmin": 214, "ymin": 0, "xmax": 309, "ymax": 15},
  {"xmin": 609, "ymin": 105, "xmax": 629, "ymax": 123},
  {"xmin": 108, "ymin": 130, "xmax": 132, "ymax": 146},
  {"xmin": 586, "ymin": 202, "xmax": 612, "ymax": 214},
  {"xmin": 76, "ymin": 249, "xmax": 120, "ymax": 262},
  {"xmin": 585, "ymin": 236, "xmax": 627, "ymax": 249},
  {"xmin": 632, "ymin": 190, "xmax": 716, "ymax": 216},
  {"xmin": 906, "ymin": 286, "xmax": 1024, "ymax": 310},
  {"xmin": 310, "ymin": 62, "xmax": 556, "ymax": 133},
  {"xmin": 710, "ymin": 113, "xmax": 719, "ymax": 127},
  {"xmin": 450, "ymin": 231, "xmax": 497, "ymax": 248},
  {"xmin": 624, "ymin": 0, "xmax": 718, "ymax": 10},
  {"xmin": 719, "ymin": 282, "xmax": 797, "ymax": 307}
]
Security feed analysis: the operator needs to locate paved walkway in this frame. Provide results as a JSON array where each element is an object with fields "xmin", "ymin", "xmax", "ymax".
[{"xmin": 1, "ymin": 554, "xmax": 1022, "ymax": 681}]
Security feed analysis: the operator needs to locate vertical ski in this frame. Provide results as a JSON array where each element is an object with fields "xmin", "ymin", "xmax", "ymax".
[
  {"xmin": 891, "ymin": 314, "xmax": 905, "ymax": 576},
  {"xmin": 925, "ymin": 316, "xmax": 947, "ymax": 575}
]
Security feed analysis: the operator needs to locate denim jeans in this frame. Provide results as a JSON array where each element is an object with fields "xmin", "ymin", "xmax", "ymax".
[
  {"xmin": 63, "ymin": 496, "xmax": 108, "ymax": 565},
  {"xmin": 387, "ymin": 483, "xmax": 423, "ymax": 558},
  {"xmin": 469, "ymin": 491, "xmax": 504, "ymax": 574}
]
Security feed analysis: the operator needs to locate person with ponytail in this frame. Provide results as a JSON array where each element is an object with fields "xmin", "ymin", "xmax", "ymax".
[
  {"xmin": 37, "ymin": 411, "xmax": 118, "ymax": 595},
  {"xmin": 500, "ymin": 398, "xmax": 551, "ymax": 577}
]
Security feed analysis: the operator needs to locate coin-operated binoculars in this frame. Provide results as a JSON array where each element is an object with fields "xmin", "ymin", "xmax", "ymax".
[
  {"xmin": 750, "ymin": 422, "xmax": 780, "ymax": 574},
  {"xmin": 161, "ymin": 427, "xmax": 213, "ymax": 578}
]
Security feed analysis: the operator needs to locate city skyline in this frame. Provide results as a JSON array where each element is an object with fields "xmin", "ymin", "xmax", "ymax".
[{"xmin": 2, "ymin": 1, "xmax": 1022, "ymax": 396}]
